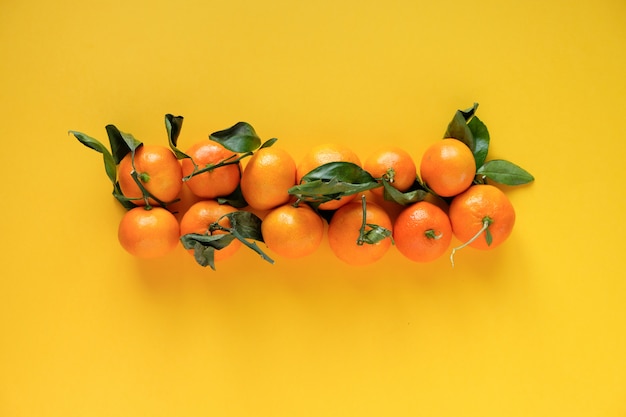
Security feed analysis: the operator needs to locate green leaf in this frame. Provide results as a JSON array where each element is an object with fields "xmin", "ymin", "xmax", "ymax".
[
  {"xmin": 105, "ymin": 124, "xmax": 142, "ymax": 164},
  {"xmin": 69, "ymin": 130, "xmax": 117, "ymax": 184},
  {"xmin": 288, "ymin": 178, "xmax": 378, "ymax": 207},
  {"xmin": 289, "ymin": 162, "xmax": 380, "ymax": 207},
  {"xmin": 485, "ymin": 227, "xmax": 493, "ymax": 246},
  {"xmin": 444, "ymin": 103, "xmax": 479, "ymax": 151},
  {"xmin": 477, "ymin": 159, "xmax": 535, "ymax": 185},
  {"xmin": 193, "ymin": 242, "xmax": 216, "ymax": 269},
  {"xmin": 361, "ymin": 223, "xmax": 393, "ymax": 245},
  {"xmin": 181, "ymin": 233, "xmax": 237, "ymax": 251},
  {"xmin": 180, "ymin": 233, "xmax": 238, "ymax": 269},
  {"xmin": 217, "ymin": 184, "xmax": 248, "ymax": 208},
  {"xmin": 165, "ymin": 114, "xmax": 190, "ymax": 160},
  {"xmin": 301, "ymin": 161, "xmax": 376, "ymax": 185},
  {"xmin": 223, "ymin": 211, "xmax": 264, "ymax": 242},
  {"xmin": 468, "ymin": 116, "xmax": 490, "ymax": 169},
  {"xmin": 210, "ymin": 122, "xmax": 261, "ymax": 153},
  {"xmin": 260, "ymin": 137, "xmax": 278, "ymax": 149},
  {"xmin": 113, "ymin": 182, "xmax": 139, "ymax": 209},
  {"xmin": 459, "ymin": 102, "xmax": 479, "ymax": 121},
  {"xmin": 382, "ymin": 180, "xmax": 428, "ymax": 205}
]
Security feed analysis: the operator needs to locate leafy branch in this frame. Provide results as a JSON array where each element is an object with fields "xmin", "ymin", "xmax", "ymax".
[{"xmin": 180, "ymin": 210, "xmax": 274, "ymax": 270}]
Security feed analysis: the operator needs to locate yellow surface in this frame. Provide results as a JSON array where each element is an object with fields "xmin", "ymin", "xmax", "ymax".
[{"xmin": 1, "ymin": 0, "xmax": 626, "ymax": 415}]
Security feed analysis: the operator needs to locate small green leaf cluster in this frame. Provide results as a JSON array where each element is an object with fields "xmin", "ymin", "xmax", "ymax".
[
  {"xmin": 444, "ymin": 103, "xmax": 534, "ymax": 187},
  {"xmin": 180, "ymin": 211, "xmax": 273, "ymax": 270}
]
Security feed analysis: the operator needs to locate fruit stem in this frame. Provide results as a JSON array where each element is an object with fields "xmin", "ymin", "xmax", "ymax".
[
  {"xmin": 357, "ymin": 194, "xmax": 367, "ymax": 246},
  {"xmin": 449, "ymin": 216, "xmax": 493, "ymax": 267},
  {"xmin": 425, "ymin": 229, "xmax": 442, "ymax": 240}
]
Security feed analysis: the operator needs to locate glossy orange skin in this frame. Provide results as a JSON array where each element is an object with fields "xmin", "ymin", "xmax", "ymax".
[
  {"xmin": 327, "ymin": 200, "xmax": 393, "ymax": 266},
  {"xmin": 118, "ymin": 207, "xmax": 180, "ymax": 259},
  {"xmin": 241, "ymin": 147, "xmax": 297, "ymax": 211},
  {"xmin": 179, "ymin": 200, "xmax": 242, "ymax": 261},
  {"xmin": 449, "ymin": 184, "xmax": 516, "ymax": 250},
  {"xmin": 118, "ymin": 145, "xmax": 183, "ymax": 206},
  {"xmin": 419, "ymin": 139, "xmax": 476, "ymax": 197},
  {"xmin": 393, "ymin": 201, "xmax": 452, "ymax": 262},
  {"xmin": 261, "ymin": 203, "xmax": 324, "ymax": 259},
  {"xmin": 181, "ymin": 140, "xmax": 241, "ymax": 199},
  {"xmin": 364, "ymin": 146, "xmax": 417, "ymax": 197},
  {"xmin": 296, "ymin": 143, "xmax": 362, "ymax": 210}
]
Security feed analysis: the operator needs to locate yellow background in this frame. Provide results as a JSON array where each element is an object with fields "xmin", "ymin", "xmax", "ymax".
[{"xmin": 1, "ymin": 0, "xmax": 626, "ymax": 415}]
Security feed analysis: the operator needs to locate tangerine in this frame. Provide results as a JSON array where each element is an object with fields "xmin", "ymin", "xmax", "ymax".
[
  {"xmin": 420, "ymin": 139, "xmax": 476, "ymax": 197},
  {"xmin": 240, "ymin": 147, "xmax": 296, "ymax": 211},
  {"xmin": 296, "ymin": 143, "xmax": 362, "ymax": 210},
  {"xmin": 118, "ymin": 144, "xmax": 183, "ymax": 206},
  {"xmin": 327, "ymin": 199, "xmax": 393, "ymax": 266},
  {"xmin": 363, "ymin": 146, "xmax": 417, "ymax": 196},
  {"xmin": 393, "ymin": 201, "xmax": 452, "ymax": 263},
  {"xmin": 449, "ymin": 184, "xmax": 516, "ymax": 251},
  {"xmin": 179, "ymin": 200, "xmax": 242, "ymax": 261},
  {"xmin": 118, "ymin": 207, "xmax": 180, "ymax": 259},
  {"xmin": 261, "ymin": 203, "xmax": 324, "ymax": 259},
  {"xmin": 181, "ymin": 140, "xmax": 241, "ymax": 199}
]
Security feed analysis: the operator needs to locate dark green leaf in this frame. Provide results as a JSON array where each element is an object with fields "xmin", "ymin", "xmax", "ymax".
[
  {"xmin": 444, "ymin": 103, "xmax": 479, "ymax": 151},
  {"xmin": 105, "ymin": 124, "xmax": 142, "ymax": 164},
  {"xmin": 289, "ymin": 162, "xmax": 379, "ymax": 206},
  {"xmin": 468, "ymin": 116, "xmax": 490, "ymax": 169},
  {"xmin": 444, "ymin": 111, "xmax": 474, "ymax": 151},
  {"xmin": 223, "ymin": 211, "xmax": 264, "ymax": 242},
  {"xmin": 196, "ymin": 243, "xmax": 216, "ymax": 269},
  {"xmin": 361, "ymin": 223, "xmax": 393, "ymax": 245},
  {"xmin": 210, "ymin": 122, "xmax": 261, "ymax": 153},
  {"xmin": 459, "ymin": 102, "xmax": 479, "ymax": 121},
  {"xmin": 181, "ymin": 233, "xmax": 237, "ymax": 251},
  {"xmin": 260, "ymin": 137, "xmax": 278, "ymax": 149},
  {"xmin": 382, "ymin": 180, "xmax": 428, "ymax": 205},
  {"xmin": 477, "ymin": 159, "xmax": 535, "ymax": 185},
  {"xmin": 217, "ymin": 184, "xmax": 248, "ymax": 208},
  {"xmin": 165, "ymin": 114, "xmax": 190, "ymax": 160},
  {"xmin": 69, "ymin": 130, "xmax": 117, "ymax": 184},
  {"xmin": 113, "ymin": 182, "xmax": 139, "ymax": 209},
  {"xmin": 288, "ymin": 178, "xmax": 378, "ymax": 205},
  {"xmin": 301, "ymin": 161, "xmax": 376, "ymax": 185}
]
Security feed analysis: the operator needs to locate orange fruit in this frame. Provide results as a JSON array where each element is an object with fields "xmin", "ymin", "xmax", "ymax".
[
  {"xmin": 240, "ymin": 147, "xmax": 296, "ymax": 211},
  {"xmin": 118, "ymin": 207, "xmax": 180, "ymax": 259},
  {"xmin": 118, "ymin": 144, "xmax": 183, "ymax": 206},
  {"xmin": 393, "ymin": 201, "xmax": 452, "ymax": 262},
  {"xmin": 181, "ymin": 140, "xmax": 241, "ymax": 199},
  {"xmin": 363, "ymin": 146, "xmax": 417, "ymax": 196},
  {"xmin": 449, "ymin": 184, "xmax": 516, "ymax": 250},
  {"xmin": 179, "ymin": 200, "xmax": 242, "ymax": 261},
  {"xmin": 296, "ymin": 143, "xmax": 362, "ymax": 210},
  {"xmin": 261, "ymin": 203, "xmax": 324, "ymax": 259},
  {"xmin": 419, "ymin": 138, "xmax": 476, "ymax": 197},
  {"xmin": 327, "ymin": 199, "xmax": 393, "ymax": 266}
]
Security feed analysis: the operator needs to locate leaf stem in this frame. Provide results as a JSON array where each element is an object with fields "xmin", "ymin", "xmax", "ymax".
[
  {"xmin": 449, "ymin": 217, "xmax": 493, "ymax": 267},
  {"xmin": 182, "ymin": 152, "xmax": 252, "ymax": 182},
  {"xmin": 210, "ymin": 223, "xmax": 274, "ymax": 265}
]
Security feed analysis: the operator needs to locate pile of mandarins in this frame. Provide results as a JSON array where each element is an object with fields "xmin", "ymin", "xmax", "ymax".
[{"xmin": 70, "ymin": 104, "xmax": 534, "ymax": 270}]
